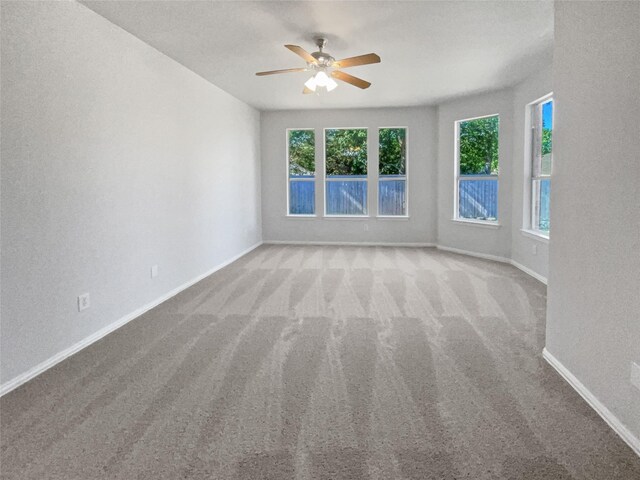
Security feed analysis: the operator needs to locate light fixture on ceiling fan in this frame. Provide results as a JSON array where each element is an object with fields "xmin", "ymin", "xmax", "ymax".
[
  {"xmin": 305, "ymin": 69, "xmax": 338, "ymax": 93},
  {"xmin": 255, "ymin": 38, "xmax": 381, "ymax": 94}
]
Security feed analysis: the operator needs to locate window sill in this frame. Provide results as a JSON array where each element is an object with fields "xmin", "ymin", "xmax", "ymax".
[
  {"xmin": 521, "ymin": 229, "xmax": 549, "ymax": 243},
  {"xmin": 377, "ymin": 215, "xmax": 409, "ymax": 220},
  {"xmin": 286, "ymin": 214, "xmax": 317, "ymax": 219},
  {"xmin": 451, "ymin": 218, "xmax": 501, "ymax": 229},
  {"xmin": 324, "ymin": 215, "xmax": 369, "ymax": 220}
]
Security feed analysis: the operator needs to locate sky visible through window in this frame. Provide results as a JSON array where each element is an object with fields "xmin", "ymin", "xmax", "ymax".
[{"xmin": 542, "ymin": 101, "xmax": 553, "ymax": 130}]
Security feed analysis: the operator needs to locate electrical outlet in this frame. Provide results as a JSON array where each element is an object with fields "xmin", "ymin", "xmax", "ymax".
[
  {"xmin": 78, "ymin": 293, "xmax": 90, "ymax": 312},
  {"xmin": 532, "ymin": 244, "xmax": 537, "ymax": 255},
  {"xmin": 631, "ymin": 362, "xmax": 640, "ymax": 391},
  {"xmin": 151, "ymin": 265, "xmax": 159, "ymax": 278}
]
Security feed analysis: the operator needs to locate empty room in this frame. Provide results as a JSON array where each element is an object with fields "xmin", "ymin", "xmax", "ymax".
[{"xmin": 1, "ymin": 1, "xmax": 639, "ymax": 479}]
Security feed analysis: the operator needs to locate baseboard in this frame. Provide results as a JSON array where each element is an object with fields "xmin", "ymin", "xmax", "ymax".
[
  {"xmin": 510, "ymin": 259, "xmax": 548, "ymax": 285},
  {"xmin": 0, "ymin": 241, "xmax": 263, "ymax": 397},
  {"xmin": 542, "ymin": 348, "xmax": 640, "ymax": 457},
  {"xmin": 266, "ymin": 241, "xmax": 547, "ymax": 285},
  {"xmin": 264, "ymin": 240, "xmax": 436, "ymax": 247},
  {"xmin": 0, "ymin": 240, "xmax": 548, "ymax": 395},
  {"xmin": 435, "ymin": 245, "xmax": 510, "ymax": 264}
]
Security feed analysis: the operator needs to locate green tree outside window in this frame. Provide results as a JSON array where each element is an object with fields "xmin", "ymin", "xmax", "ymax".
[
  {"xmin": 325, "ymin": 129, "xmax": 367, "ymax": 176},
  {"xmin": 379, "ymin": 128, "xmax": 406, "ymax": 175},
  {"xmin": 289, "ymin": 130, "xmax": 315, "ymax": 176},
  {"xmin": 459, "ymin": 116, "xmax": 499, "ymax": 175}
]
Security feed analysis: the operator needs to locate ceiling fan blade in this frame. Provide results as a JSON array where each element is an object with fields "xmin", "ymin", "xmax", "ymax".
[
  {"xmin": 331, "ymin": 70, "xmax": 371, "ymax": 89},
  {"xmin": 303, "ymin": 87, "xmax": 315, "ymax": 95},
  {"xmin": 285, "ymin": 44, "xmax": 318, "ymax": 64},
  {"xmin": 333, "ymin": 53, "xmax": 381, "ymax": 69},
  {"xmin": 255, "ymin": 67, "xmax": 308, "ymax": 76}
]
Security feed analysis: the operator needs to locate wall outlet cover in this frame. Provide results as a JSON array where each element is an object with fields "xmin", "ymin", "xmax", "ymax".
[{"xmin": 78, "ymin": 293, "xmax": 90, "ymax": 312}]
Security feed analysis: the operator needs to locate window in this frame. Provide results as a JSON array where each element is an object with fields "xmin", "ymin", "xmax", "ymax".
[
  {"xmin": 379, "ymin": 128, "xmax": 407, "ymax": 216},
  {"xmin": 455, "ymin": 114, "xmax": 499, "ymax": 222},
  {"xmin": 287, "ymin": 129, "xmax": 315, "ymax": 215},
  {"xmin": 325, "ymin": 128, "xmax": 368, "ymax": 215},
  {"xmin": 529, "ymin": 96, "xmax": 553, "ymax": 234}
]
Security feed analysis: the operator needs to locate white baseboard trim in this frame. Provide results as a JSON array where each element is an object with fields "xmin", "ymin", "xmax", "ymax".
[
  {"xmin": 264, "ymin": 240, "xmax": 436, "ymax": 248},
  {"xmin": 510, "ymin": 259, "xmax": 548, "ymax": 285},
  {"xmin": 542, "ymin": 348, "xmax": 640, "ymax": 457},
  {"xmin": 0, "ymin": 241, "xmax": 263, "ymax": 397},
  {"xmin": 435, "ymin": 245, "xmax": 510, "ymax": 264},
  {"xmin": 266, "ymin": 241, "xmax": 548, "ymax": 285},
  {"xmin": 1, "ymin": 240, "xmax": 549, "ymax": 395}
]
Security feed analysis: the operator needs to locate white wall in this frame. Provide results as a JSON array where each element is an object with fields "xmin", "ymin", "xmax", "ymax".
[
  {"xmin": 0, "ymin": 1, "xmax": 261, "ymax": 386},
  {"xmin": 261, "ymin": 107, "xmax": 437, "ymax": 244},
  {"xmin": 436, "ymin": 90, "xmax": 514, "ymax": 260},
  {"xmin": 546, "ymin": 0, "xmax": 640, "ymax": 444},
  {"xmin": 510, "ymin": 66, "xmax": 553, "ymax": 280},
  {"xmin": 262, "ymin": 84, "xmax": 554, "ymax": 273}
]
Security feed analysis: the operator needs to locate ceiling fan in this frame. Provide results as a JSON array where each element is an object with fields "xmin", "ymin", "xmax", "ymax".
[{"xmin": 255, "ymin": 38, "xmax": 381, "ymax": 94}]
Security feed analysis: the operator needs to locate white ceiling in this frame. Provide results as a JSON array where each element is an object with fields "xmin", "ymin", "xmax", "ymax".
[{"xmin": 81, "ymin": 1, "xmax": 553, "ymax": 111}]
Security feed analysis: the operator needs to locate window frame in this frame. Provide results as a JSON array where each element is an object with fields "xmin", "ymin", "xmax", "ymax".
[
  {"xmin": 453, "ymin": 113, "xmax": 500, "ymax": 225},
  {"xmin": 286, "ymin": 127, "xmax": 317, "ymax": 217},
  {"xmin": 523, "ymin": 93, "xmax": 553, "ymax": 240},
  {"xmin": 323, "ymin": 127, "xmax": 369, "ymax": 218},
  {"xmin": 377, "ymin": 126, "xmax": 409, "ymax": 218}
]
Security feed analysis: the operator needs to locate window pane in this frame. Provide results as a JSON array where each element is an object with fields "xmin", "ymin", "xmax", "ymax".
[
  {"xmin": 289, "ymin": 179, "xmax": 314, "ymax": 215},
  {"xmin": 379, "ymin": 128, "xmax": 406, "ymax": 175},
  {"xmin": 288, "ymin": 129, "xmax": 315, "ymax": 215},
  {"xmin": 458, "ymin": 178, "xmax": 498, "ymax": 220},
  {"xmin": 540, "ymin": 100, "xmax": 553, "ymax": 175},
  {"xmin": 379, "ymin": 178, "xmax": 406, "ymax": 215},
  {"xmin": 459, "ymin": 115, "xmax": 499, "ymax": 175},
  {"xmin": 325, "ymin": 128, "xmax": 367, "ymax": 215},
  {"xmin": 326, "ymin": 180, "xmax": 367, "ymax": 215},
  {"xmin": 288, "ymin": 130, "xmax": 315, "ymax": 175},
  {"xmin": 532, "ymin": 178, "xmax": 550, "ymax": 232},
  {"xmin": 325, "ymin": 129, "xmax": 367, "ymax": 176},
  {"xmin": 378, "ymin": 128, "xmax": 407, "ymax": 216}
]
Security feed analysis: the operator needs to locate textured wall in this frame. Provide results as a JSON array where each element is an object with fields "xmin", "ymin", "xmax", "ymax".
[
  {"xmin": 546, "ymin": 1, "xmax": 640, "ymax": 441},
  {"xmin": 261, "ymin": 107, "xmax": 437, "ymax": 245},
  {"xmin": 510, "ymin": 66, "xmax": 553, "ymax": 280},
  {"xmin": 436, "ymin": 90, "xmax": 514, "ymax": 259},
  {"xmin": 1, "ymin": 1, "xmax": 261, "ymax": 384}
]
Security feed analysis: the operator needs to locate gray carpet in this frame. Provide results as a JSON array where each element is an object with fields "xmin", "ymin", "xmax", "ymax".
[{"xmin": 1, "ymin": 245, "xmax": 639, "ymax": 479}]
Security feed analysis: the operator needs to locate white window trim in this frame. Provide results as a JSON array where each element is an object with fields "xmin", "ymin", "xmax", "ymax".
[
  {"xmin": 452, "ymin": 218, "xmax": 501, "ymax": 229},
  {"xmin": 377, "ymin": 126, "xmax": 409, "ymax": 217},
  {"xmin": 323, "ymin": 127, "xmax": 370, "ymax": 217},
  {"xmin": 521, "ymin": 228, "xmax": 549, "ymax": 242},
  {"xmin": 323, "ymin": 215, "xmax": 369, "ymax": 220},
  {"xmin": 523, "ymin": 93, "xmax": 553, "ymax": 237},
  {"xmin": 377, "ymin": 215, "xmax": 410, "ymax": 220},
  {"xmin": 453, "ymin": 113, "xmax": 500, "ymax": 224},
  {"xmin": 286, "ymin": 128, "xmax": 317, "ymax": 217}
]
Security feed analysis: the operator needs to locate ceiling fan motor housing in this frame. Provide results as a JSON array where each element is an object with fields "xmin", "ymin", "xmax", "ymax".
[
  {"xmin": 311, "ymin": 38, "xmax": 334, "ymax": 67},
  {"xmin": 311, "ymin": 51, "xmax": 335, "ymax": 67}
]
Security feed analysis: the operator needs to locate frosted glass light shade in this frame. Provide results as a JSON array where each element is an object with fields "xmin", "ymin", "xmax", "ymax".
[
  {"xmin": 304, "ymin": 76, "xmax": 317, "ymax": 91},
  {"xmin": 314, "ymin": 71, "xmax": 330, "ymax": 87}
]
